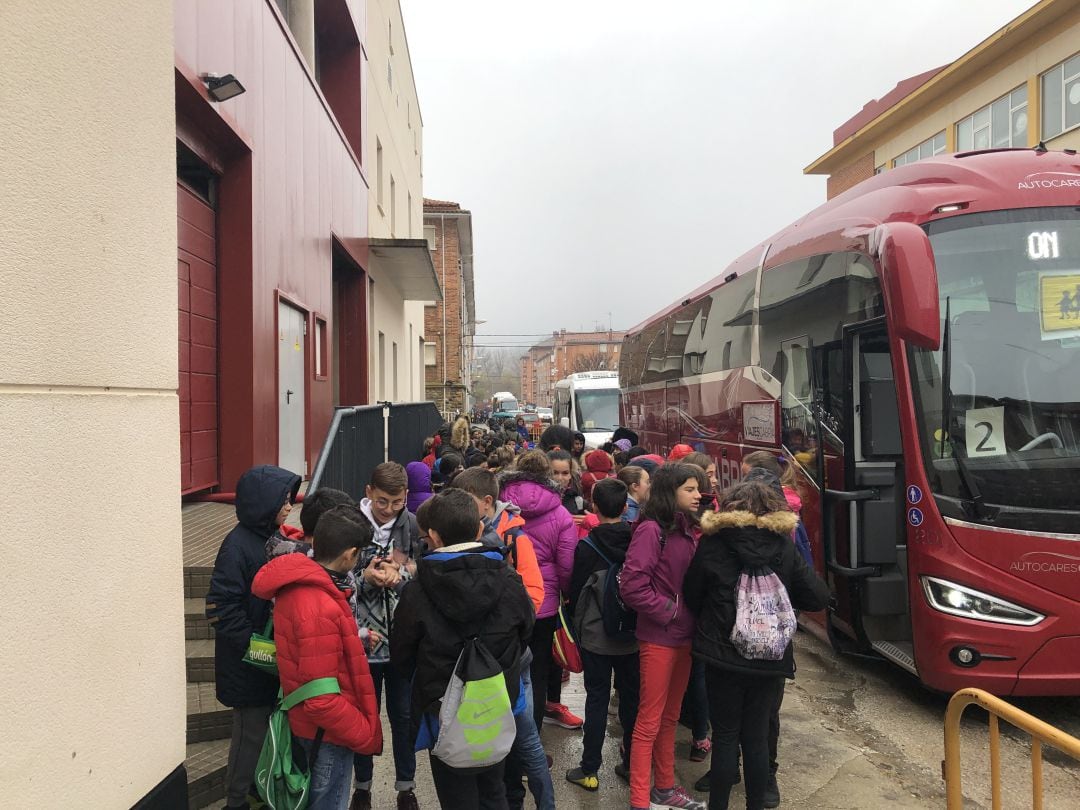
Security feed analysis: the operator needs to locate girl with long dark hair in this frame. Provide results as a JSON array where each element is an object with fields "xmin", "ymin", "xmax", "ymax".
[{"xmin": 620, "ymin": 463, "xmax": 710, "ymax": 810}]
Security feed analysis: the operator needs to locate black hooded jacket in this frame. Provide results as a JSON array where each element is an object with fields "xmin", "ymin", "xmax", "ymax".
[
  {"xmin": 683, "ymin": 510, "xmax": 830, "ymax": 679},
  {"xmin": 567, "ymin": 521, "xmax": 633, "ymax": 622},
  {"xmin": 391, "ymin": 543, "xmax": 535, "ymax": 738},
  {"xmin": 206, "ymin": 465, "xmax": 301, "ymax": 707}
]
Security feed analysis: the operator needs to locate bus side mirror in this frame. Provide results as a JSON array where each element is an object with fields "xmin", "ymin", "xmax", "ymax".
[{"xmin": 877, "ymin": 222, "xmax": 941, "ymax": 350}]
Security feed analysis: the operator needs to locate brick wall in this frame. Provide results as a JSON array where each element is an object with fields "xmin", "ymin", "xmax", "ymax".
[
  {"xmin": 826, "ymin": 151, "xmax": 877, "ymax": 199},
  {"xmin": 518, "ymin": 331, "xmax": 624, "ymax": 407},
  {"xmin": 423, "ymin": 213, "xmax": 463, "ymax": 400}
]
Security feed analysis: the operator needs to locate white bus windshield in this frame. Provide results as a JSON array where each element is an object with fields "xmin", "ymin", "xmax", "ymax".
[{"xmin": 575, "ymin": 389, "xmax": 620, "ymax": 432}]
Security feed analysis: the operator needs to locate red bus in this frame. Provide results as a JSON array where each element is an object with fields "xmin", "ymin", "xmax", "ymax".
[{"xmin": 620, "ymin": 148, "xmax": 1080, "ymax": 696}]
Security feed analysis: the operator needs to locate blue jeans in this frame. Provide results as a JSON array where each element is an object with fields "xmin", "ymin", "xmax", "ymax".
[
  {"xmin": 504, "ymin": 652, "xmax": 555, "ymax": 810},
  {"xmin": 353, "ymin": 661, "xmax": 416, "ymax": 791},
  {"xmin": 298, "ymin": 737, "xmax": 353, "ymax": 810}
]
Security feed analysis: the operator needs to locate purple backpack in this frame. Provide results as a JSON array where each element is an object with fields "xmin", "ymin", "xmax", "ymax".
[{"xmin": 730, "ymin": 567, "xmax": 797, "ymax": 661}]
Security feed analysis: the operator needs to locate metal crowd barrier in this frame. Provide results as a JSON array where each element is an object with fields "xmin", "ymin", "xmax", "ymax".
[
  {"xmin": 943, "ymin": 687, "xmax": 1080, "ymax": 809},
  {"xmin": 309, "ymin": 401, "xmax": 443, "ymax": 502}
]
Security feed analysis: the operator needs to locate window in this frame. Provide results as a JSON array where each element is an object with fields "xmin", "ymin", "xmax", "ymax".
[
  {"xmin": 392, "ymin": 341, "xmax": 399, "ymax": 400},
  {"xmin": 424, "ymin": 225, "xmax": 438, "ymax": 251},
  {"xmin": 376, "ymin": 140, "xmax": 384, "ymax": 210},
  {"xmin": 893, "ymin": 131, "xmax": 946, "ymax": 167},
  {"xmin": 758, "ymin": 253, "xmax": 885, "ymax": 475},
  {"xmin": 314, "ymin": 316, "xmax": 328, "ymax": 378},
  {"xmin": 387, "ymin": 57, "xmax": 393, "ymax": 90},
  {"xmin": 874, "ymin": 164, "xmax": 886, "ymax": 175},
  {"xmin": 424, "ymin": 341, "xmax": 437, "ymax": 367},
  {"xmin": 378, "ymin": 332, "xmax": 386, "ymax": 400},
  {"xmin": 956, "ymin": 85, "xmax": 1028, "ymax": 151},
  {"xmin": 1041, "ymin": 54, "xmax": 1080, "ymax": 140},
  {"xmin": 407, "ymin": 192, "xmax": 413, "ymax": 237},
  {"xmin": 390, "ymin": 176, "xmax": 397, "ymax": 236}
]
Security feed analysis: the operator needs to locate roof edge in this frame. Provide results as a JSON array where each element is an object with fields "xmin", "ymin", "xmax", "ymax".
[{"xmin": 804, "ymin": 0, "xmax": 1069, "ymax": 175}]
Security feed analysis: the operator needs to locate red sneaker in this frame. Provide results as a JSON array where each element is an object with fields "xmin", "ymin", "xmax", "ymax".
[{"xmin": 543, "ymin": 701, "xmax": 584, "ymax": 729}]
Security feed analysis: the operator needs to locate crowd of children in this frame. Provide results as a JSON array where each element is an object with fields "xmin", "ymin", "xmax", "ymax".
[{"xmin": 206, "ymin": 416, "xmax": 829, "ymax": 810}]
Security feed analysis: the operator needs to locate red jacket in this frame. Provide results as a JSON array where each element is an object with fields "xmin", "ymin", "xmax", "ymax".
[{"xmin": 252, "ymin": 554, "xmax": 383, "ymax": 754}]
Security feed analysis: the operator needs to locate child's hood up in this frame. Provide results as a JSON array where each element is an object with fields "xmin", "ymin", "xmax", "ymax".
[
  {"xmin": 406, "ymin": 461, "xmax": 433, "ymax": 494},
  {"xmin": 699, "ymin": 510, "xmax": 799, "ymax": 567},
  {"xmin": 235, "ymin": 464, "xmax": 302, "ymax": 537}
]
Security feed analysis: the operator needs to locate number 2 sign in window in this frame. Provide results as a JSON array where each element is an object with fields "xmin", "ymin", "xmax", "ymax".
[{"xmin": 965, "ymin": 406, "xmax": 1006, "ymax": 458}]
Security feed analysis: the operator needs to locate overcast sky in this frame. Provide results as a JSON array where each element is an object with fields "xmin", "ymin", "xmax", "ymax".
[{"xmin": 401, "ymin": 0, "xmax": 1034, "ymax": 350}]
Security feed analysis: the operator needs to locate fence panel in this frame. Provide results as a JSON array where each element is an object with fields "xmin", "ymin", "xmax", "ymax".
[{"xmin": 310, "ymin": 402, "xmax": 442, "ymax": 502}]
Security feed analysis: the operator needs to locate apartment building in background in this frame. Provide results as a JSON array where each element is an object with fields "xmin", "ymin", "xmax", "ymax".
[
  {"xmin": 424, "ymin": 199, "xmax": 477, "ymax": 415},
  {"xmin": 521, "ymin": 329, "xmax": 626, "ymax": 407},
  {"xmin": 806, "ymin": 0, "xmax": 1079, "ymax": 198},
  {"xmin": 365, "ymin": 0, "xmax": 438, "ymax": 404}
]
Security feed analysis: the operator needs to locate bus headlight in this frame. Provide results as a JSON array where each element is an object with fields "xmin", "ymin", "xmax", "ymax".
[{"xmin": 921, "ymin": 577, "xmax": 1045, "ymax": 626}]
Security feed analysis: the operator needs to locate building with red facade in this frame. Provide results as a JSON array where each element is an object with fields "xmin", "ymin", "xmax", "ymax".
[{"xmin": 174, "ymin": 0, "xmax": 438, "ymax": 493}]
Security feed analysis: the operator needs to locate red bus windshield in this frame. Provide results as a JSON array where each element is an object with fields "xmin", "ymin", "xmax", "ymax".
[{"xmin": 910, "ymin": 206, "xmax": 1080, "ymax": 534}]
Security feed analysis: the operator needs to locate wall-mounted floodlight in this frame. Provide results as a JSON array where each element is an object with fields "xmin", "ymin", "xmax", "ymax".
[{"xmin": 200, "ymin": 73, "xmax": 246, "ymax": 102}]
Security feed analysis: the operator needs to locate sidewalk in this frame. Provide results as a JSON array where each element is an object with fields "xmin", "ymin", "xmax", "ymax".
[{"xmin": 308, "ymin": 639, "xmax": 933, "ymax": 809}]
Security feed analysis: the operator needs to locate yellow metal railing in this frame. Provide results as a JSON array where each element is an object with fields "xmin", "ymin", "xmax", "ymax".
[{"xmin": 944, "ymin": 687, "xmax": 1080, "ymax": 809}]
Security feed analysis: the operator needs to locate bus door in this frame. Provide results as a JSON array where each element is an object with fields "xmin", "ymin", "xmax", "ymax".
[
  {"xmin": 822, "ymin": 318, "xmax": 911, "ymax": 671},
  {"xmin": 663, "ymin": 380, "xmax": 685, "ymax": 456}
]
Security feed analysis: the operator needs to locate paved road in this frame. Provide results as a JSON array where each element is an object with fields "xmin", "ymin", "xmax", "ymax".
[{"xmin": 242, "ymin": 627, "xmax": 1080, "ymax": 809}]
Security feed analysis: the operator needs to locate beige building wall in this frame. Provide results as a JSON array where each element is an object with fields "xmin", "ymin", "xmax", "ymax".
[
  {"xmin": 367, "ymin": 0, "xmax": 428, "ymax": 402},
  {"xmin": 808, "ymin": 0, "xmax": 1080, "ymax": 197},
  {"xmin": 0, "ymin": 1, "xmax": 184, "ymax": 807},
  {"xmin": 875, "ymin": 17, "xmax": 1080, "ymax": 167}
]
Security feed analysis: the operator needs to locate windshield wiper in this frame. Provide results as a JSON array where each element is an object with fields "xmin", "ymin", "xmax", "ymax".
[{"xmin": 940, "ymin": 297, "xmax": 989, "ymax": 521}]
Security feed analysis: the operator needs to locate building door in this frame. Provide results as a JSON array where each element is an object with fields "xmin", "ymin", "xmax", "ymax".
[
  {"xmin": 177, "ymin": 183, "xmax": 218, "ymax": 493},
  {"xmin": 278, "ymin": 300, "xmax": 307, "ymax": 476}
]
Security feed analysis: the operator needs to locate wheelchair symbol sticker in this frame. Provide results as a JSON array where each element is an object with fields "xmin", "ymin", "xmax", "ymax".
[
  {"xmin": 908, "ymin": 508, "xmax": 925, "ymax": 527},
  {"xmin": 907, "ymin": 485, "xmax": 923, "ymax": 505}
]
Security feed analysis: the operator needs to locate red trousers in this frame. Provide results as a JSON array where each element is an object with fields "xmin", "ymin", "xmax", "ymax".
[{"xmin": 629, "ymin": 640, "xmax": 693, "ymax": 807}]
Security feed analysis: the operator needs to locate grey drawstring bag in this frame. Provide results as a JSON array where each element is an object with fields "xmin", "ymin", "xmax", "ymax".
[{"xmin": 431, "ymin": 636, "xmax": 516, "ymax": 770}]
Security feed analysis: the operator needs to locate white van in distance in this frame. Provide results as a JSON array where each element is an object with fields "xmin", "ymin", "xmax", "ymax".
[{"xmin": 552, "ymin": 371, "xmax": 621, "ymax": 450}]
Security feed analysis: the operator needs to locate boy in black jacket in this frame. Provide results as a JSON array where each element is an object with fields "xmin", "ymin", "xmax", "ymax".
[
  {"xmin": 392, "ymin": 490, "xmax": 535, "ymax": 810},
  {"xmin": 205, "ymin": 464, "xmax": 301, "ymax": 810},
  {"xmin": 565, "ymin": 478, "xmax": 640, "ymax": 791}
]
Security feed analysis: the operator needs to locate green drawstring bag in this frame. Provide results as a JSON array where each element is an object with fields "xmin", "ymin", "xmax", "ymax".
[
  {"xmin": 243, "ymin": 617, "xmax": 277, "ymax": 673},
  {"xmin": 255, "ymin": 677, "xmax": 341, "ymax": 810}
]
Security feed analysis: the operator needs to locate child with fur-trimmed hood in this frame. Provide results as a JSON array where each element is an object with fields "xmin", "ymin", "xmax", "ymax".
[{"xmin": 683, "ymin": 480, "xmax": 829, "ymax": 810}]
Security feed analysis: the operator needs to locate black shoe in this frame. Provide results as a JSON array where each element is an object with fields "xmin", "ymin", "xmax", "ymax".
[
  {"xmin": 350, "ymin": 789, "xmax": 372, "ymax": 810},
  {"xmin": 693, "ymin": 773, "xmax": 710, "ymax": 792},
  {"xmin": 763, "ymin": 773, "xmax": 780, "ymax": 808}
]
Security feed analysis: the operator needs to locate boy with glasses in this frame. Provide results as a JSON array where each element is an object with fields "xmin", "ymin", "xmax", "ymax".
[{"xmin": 352, "ymin": 463, "xmax": 424, "ymax": 810}]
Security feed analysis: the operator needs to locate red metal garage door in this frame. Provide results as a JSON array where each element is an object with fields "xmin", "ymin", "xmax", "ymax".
[{"xmin": 178, "ymin": 184, "xmax": 219, "ymax": 493}]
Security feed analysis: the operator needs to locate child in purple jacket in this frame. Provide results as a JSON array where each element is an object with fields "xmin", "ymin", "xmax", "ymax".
[{"xmin": 620, "ymin": 463, "xmax": 710, "ymax": 810}]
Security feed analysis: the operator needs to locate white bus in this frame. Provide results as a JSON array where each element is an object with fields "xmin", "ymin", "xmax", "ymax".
[
  {"xmin": 552, "ymin": 371, "xmax": 621, "ymax": 449},
  {"xmin": 491, "ymin": 391, "xmax": 519, "ymax": 414}
]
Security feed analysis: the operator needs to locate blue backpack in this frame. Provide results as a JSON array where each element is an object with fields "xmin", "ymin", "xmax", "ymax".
[{"xmin": 581, "ymin": 536, "xmax": 637, "ymax": 642}]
